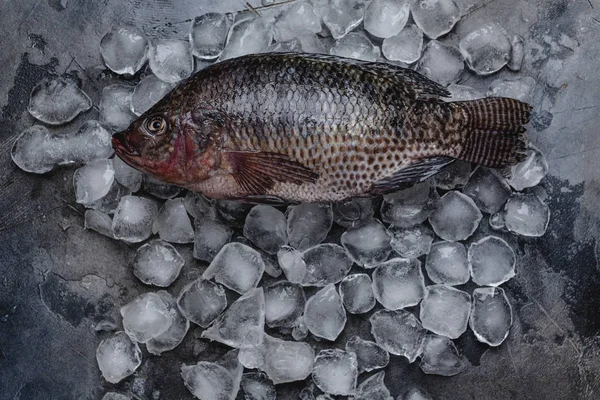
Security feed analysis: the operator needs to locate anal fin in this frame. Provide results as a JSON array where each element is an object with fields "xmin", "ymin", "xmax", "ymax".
[{"xmin": 371, "ymin": 156, "xmax": 455, "ymax": 195}]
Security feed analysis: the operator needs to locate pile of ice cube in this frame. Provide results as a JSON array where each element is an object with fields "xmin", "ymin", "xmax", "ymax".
[{"xmin": 10, "ymin": 0, "xmax": 553, "ymax": 399}]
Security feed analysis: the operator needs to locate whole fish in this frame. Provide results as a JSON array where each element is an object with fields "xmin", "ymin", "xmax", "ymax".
[{"xmin": 112, "ymin": 53, "xmax": 531, "ymax": 203}]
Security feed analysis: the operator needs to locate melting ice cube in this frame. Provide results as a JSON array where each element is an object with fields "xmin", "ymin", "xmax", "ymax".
[
  {"xmin": 370, "ymin": 309, "xmax": 426, "ymax": 362},
  {"xmin": 323, "ymin": 0, "xmax": 366, "ymax": 40},
  {"xmin": 193, "ymin": 218, "xmax": 233, "ymax": 262},
  {"xmin": 425, "ymin": 241, "xmax": 470, "ymax": 286},
  {"xmin": 28, "ymin": 77, "xmax": 92, "ymax": 125},
  {"xmin": 504, "ymin": 193, "xmax": 550, "ymax": 237},
  {"xmin": 100, "ymin": 25, "xmax": 149, "ymax": 75},
  {"xmin": 345, "ymin": 335, "xmax": 389, "ymax": 373},
  {"xmin": 132, "ymin": 239, "xmax": 184, "ymax": 287},
  {"xmin": 153, "ymin": 198, "xmax": 195, "ymax": 244},
  {"xmin": 149, "ymin": 39, "xmax": 194, "ymax": 83},
  {"xmin": 189, "ymin": 13, "xmax": 232, "ymax": 60},
  {"xmin": 507, "ymin": 145, "xmax": 548, "ymax": 191},
  {"xmin": 459, "ymin": 23, "xmax": 512, "ymax": 75},
  {"xmin": 341, "ymin": 220, "xmax": 392, "ymax": 268},
  {"xmin": 419, "ymin": 285, "xmax": 471, "ymax": 339},
  {"xmin": 469, "ymin": 286, "xmax": 513, "ymax": 346},
  {"xmin": 146, "ymin": 291, "xmax": 190, "ymax": 355},
  {"xmin": 274, "ymin": 1, "xmax": 321, "ymax": 42},
  {"xmin": 120, "ymin": 292, "xmax": 172, "ymax": 343},
  {"xmin": 389, "ymin": 224, "xmax": 434, "ymax": 258},
  {"xmin": 462, "ymin": 167, "xmax": 512, "ymax": 214},
  {"xmin": 372, "ymin": 258, "xmax": 425, "ymax": 310},
  {"xmin": 203, "ymin": 242, "xmax": 265, "ymax": 294},
  {"xmin": 419, "ymin": 334, "xmax": 466, "ymax": 376},
  {"xmin": 130, "ymin": 74, "xmax": 175, "ymax": 116},
  {"xmin": 244, "ymin": 205, "xmax": 288, "ymax": 254},
  {"xmin": 410, "ymin": 0, "xmax": 461, "ymax": 39},
  {"xmin": 312, "ymin": 349, "xmax": 358, "ymax": 396},
  {"xmin": 286, "ymin": 203, "xmax": 333, "ymax": 251},
  {"xmin": 364, "ymin": 0, "xmax": 410, "ymax": 39},
  {"xmin": 264, "ymin": 281, "xmax": 306, "ymax": 328},
  {"xmin": 112, "ymin": 195, "xmax": 159, "ymax": 243},
  {"xmin": 304, "ymin": 284, "xmax": 347, "ymax": 341},
  {"xmin": 416, "ymin": 40, "xmax": 464, "ymax": 86},
  {"xmin": 382, "ymin": 24, "xmax": 424, "ymax": 64},
  {"xmin": 468, "ymin": 236, "xmax": 516, "ymax": 286},
  {"xmin": 73, "ymin": 159, "xmax": 115, "ymax": 205},
  {"xmin": 339, "ymin": 273, "xmax": 376, "ymax": 314},
  {"xmin": 177, "ymin": 279, "xmax": 227, "ymax": 328},
  {"xmin": 330, "ymin": 32, "xmax": 380, "ymax": 62},
  {"xmin": 96, "ymin": 331, "xmax": 142, "ymax": 384},
  {"xmin": 99, "ymin": 84, "xmax": 136, "ymax": 132},
  {"xmin": 429, "ymin": 191, "xmax": 483, "ymax": 241}
]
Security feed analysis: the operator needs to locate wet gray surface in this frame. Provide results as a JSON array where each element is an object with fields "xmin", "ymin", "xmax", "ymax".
[{"xmin": 1, "ymin": 0, "xmax": 600, "ymax": 399}]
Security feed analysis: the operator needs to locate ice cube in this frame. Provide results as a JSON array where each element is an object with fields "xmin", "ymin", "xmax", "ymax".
[
  {"xmin": 296, "ymin": 33, "xmax": 328, "ymax": 53},
  {"xmin": 372, "ymin": 258, "xmax": 425, "ymax": 310},
  {"xmin": 468, "ymin": 236, "xmax": 516, "ymax": 286},
  {"xmin": 287, "ymin": 203, "xmax": 333, "ymax": 251},
  {"xmin": 507, "ymin": 145, "xmax": 548, "ymax": 191},
  {"xmin": 132, "ymin": 239, "xmax": 184, "ymax": 287},
  {"xmin": 370, "ymin": 309, "xmax": 426, "ymax": 362},
  {"xmin": 346, "ymin": 336, "xmax": 389, "ymax": 373},
  {"xmin": 218, "ymin": 349, "xmax": 244, "ymax": 399},
  {"xmin": 143, "ymin": 175, "xmax": 182, "ymax": 199},
  {"xmin": 101, "ymin": 393, "xmax": 131, "ymax": 400},
  {"xmin": 147, "ymin": 291, "xmax": 190, "ymax": 355},
  {"xmin": 274, "ymin": 1, "xmax": 321, "ymax": 42},
  {"xmin": 201, "ymin": 288, "xmax": 265, "ymax": 348},
  {"xmin": 355, "ymin": 371, "xmax": 392, "ymax": 400},
  {"xmin": 268, "ymin": 38, "xmax": 303, "ymax": 53},
  {"xmin": 121, "ymin": 292, "xmax": 172, "ymax": 343},
  {"xmin": 382, "ymin": 24, "xmax": 423, "ymax": 63},
  {"xmin": 193, "ymin": 218, "xmax": 232, "ymax": 262},
  {"xmin": 419, "ymin": 285, "xmax": 471, "ymax": 339},
  {"xmin": 28, "ymin": 77, "xmax": 92, "ymax": 125},
  {"xmin": 292, "ymin": 316, "xmax": 309, "ymax": 341},
  {"xmin": 431, "ymin": 160, "xmax": 471, "ymax": 189},
  {"xmin": 113, "ymin": 157, "xmax": 142, "ymax": 192},
  {"xmin": 11, "ymin": 121, "xmax": 113, "ymax": 174},
  {"xmin": 262, "ymin": 335, "xmax": 314, "ymax": 384},
  {"xmin": 389, "ymin": 225, "xmax": 434, "ymax": 258},
  {"xmin": 181, "ymin": 362, "xmax": 237, "ymax": 400},
  {"xmin": 429, "ymin": 191, "xmax": 483, "ymax": 241},
  {"xmin": 203, "ymin": 242, "xmax": 265, "ymax": 294},
  {"xmin": 489, "ymin": 211, "xmax": 506, "ymax": 231},
  {"xmin": 84, "ymin": 210, "xmax": 114, "ymax": 238},
  {"xmin": 99, "ymin": 84, "xmax": 136, "ymax": 132},
  {"xmin": 302, "ymin": 243, "xmax": 354, "ymax": 286},
  {"xmin": 508, "ymin": 35, "xmax": 524, "ymax": 71},
  {"xmin": 403, "ymin": 388, "xmax": 433, "ymax": 400},
  {"xmin": 264, "ymin": 281, "xmax": 306, "ymax": 328},
  {"xmin": 462, "ymin": 167, "xmax": 512, "ymax": 214},
  {"xmin": 100, "ymin": 25, "xmax": 148, "ymax": 75},
  {"xmin": 130, "ymin": 74, "xmax": 176, "ymax": 116},
  {"xmin": 330, "ymin": 32, "xmax": 380, "ymax": 62},
  {"xmin": 241, "ymin": 372, "xmax": 276, "ymax": 400},
  {"xmin": 339, "ymin": 273, "xmax": 376, "ymax": 314},
  {"xmin": 341, "ymin": 220, "xmax": 392, "ymax": 268},
  {"xmin": 96, "ymin": 331, "xmax": 142, "ymax": 384},
  {"xmin": 149, "ymin": 39, "xmax": 194, "ymax": 83},
  {"xmin": 416, "ymin": 40, "xmax": 463, "ymax": 86},
  {"xmin": 85, "ymin": 178, "xmax": 131, "ymax": 215},
  {"xmin": 73, "ymin": 159, "xmax": 115, "ymax": 205},
  {"xmin": 381, "ymin": 181, "xmax": 438, "ymax": 227},
  {"xmin": 469, "ymin": 287, "xmax": 512, "ymax": 346},
  {"xmin": 333, "ymin": 197, "xmax": 375, "ymax": 228},
  {"xmin": 424, "ymin": 241, "xmax": 469, "ymax": 286},
  {"xmin": 304, "ymin": 283, "xmax": 347, "ymax": 341},
  {"xmin": 323, "ymin": 0, "xmax": 366, "ymax": 40},
  {"xmin": 312, "ymin": 349, "xmax": 358, "ymax": 396},
  {"xmin": 221, "ymin": 18, "xmax": 273, "ymax": 60},
  {"xmin": 244, "ymin": 205, "xmax": 288, "ymax": 254},
  {"xmin": 447, "ymin": 84, "xmax": 485, "ymax": 101},
  {"xmin": 217, "ymin": 200, "xmax": 253, "ymax": 228},
  {"xmin": 419, "ymin": 334, "xmax": 466, "ymax": 376},
  {"xmin": 487, "ymin": 76, "xmax": 536, "ymax": 102},
  {"xmin": 189, "ymin": 13, "xmax": 232, "ymax": 60},
  {"xmin": 504, "ymin": 193, "xmax": 550, "ymax": 237},
  {"xmin": 364, "ymin": 0, "xmax": 410, "ymax": 39},
  {"xmin": 112, "ymin": 195, "xmax": 159, "ymax": 243},
  {"xmin": 177, "ymin": 279, "xmax": 228, "ymax": 327},
  {"xmin": 410, "ymin": 0, "xmax": 461, "ymax": 39},
  {"xmin": 185, "ymin": 191, "xmax": 218, "ymax": 220},
  {"xmin": 459, "ymin": 23, "xmax": 511, "ymax": 75},
  {"xmin": 152, "ymin": 198, "xmax": 194, "ymax": 244},
  {"xmin": 278, "ymin": 246, "xmax": 307, "ymax": 284}
]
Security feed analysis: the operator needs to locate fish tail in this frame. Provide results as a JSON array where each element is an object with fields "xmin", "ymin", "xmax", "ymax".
[{"xmin": 453, "ymin": 97, "xmax": 532, "ymax": 168}]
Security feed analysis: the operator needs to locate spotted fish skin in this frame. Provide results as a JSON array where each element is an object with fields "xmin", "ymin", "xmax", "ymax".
[{"xmin": 113, "ymin": 53, "xmax": 531, "ymax": 203}]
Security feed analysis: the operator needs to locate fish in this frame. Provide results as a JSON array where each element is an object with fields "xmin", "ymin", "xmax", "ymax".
[{"xmin": 112, "ymin": 52, "xmax": 531, "ymax": 204}]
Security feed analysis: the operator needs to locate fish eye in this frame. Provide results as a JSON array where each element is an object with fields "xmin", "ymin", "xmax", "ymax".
[{"xmin": 145, "ymin": 116, "xmax": 167, "ymax": 135}]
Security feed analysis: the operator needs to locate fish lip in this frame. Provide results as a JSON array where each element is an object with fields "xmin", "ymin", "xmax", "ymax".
[{"xmin": 112, "ymin": 132, "xmax": 140, "ymax": 156}]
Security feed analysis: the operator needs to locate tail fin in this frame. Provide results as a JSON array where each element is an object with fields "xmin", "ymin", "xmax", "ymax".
[{"xmin": 454, "ymin": 97, "xmax": 532, "ymax": 168}]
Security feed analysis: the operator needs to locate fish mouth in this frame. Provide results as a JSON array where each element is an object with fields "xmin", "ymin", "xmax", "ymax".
[{"xmin": 112, "ymin": 132, "xmax": 139, "ymax": 157}]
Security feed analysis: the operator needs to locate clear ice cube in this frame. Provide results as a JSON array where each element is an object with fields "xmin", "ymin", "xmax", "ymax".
[
  {"xmin": 132, "ymin": 239, "xmax": 184, "ymax": 287},
  {"xmin": 301, "ymin": 243, "xmax": 354, "ymax": 286},
  {"xmin": 193, "ymin": 218, "xmax": 232, "ymax": 262},
  {"xmin": 85, "ymin": 177, "xmax": 130, "ymax": 215},
  {"xmin": 181, "ymin": 362, "xmax": 236, "ymax": 400},
  {"xmin": 341, "ymin": 220, "xmax": 392, "ymax": 268},
  {"xmin": 416, "ymin": 40, "xmax": 463, "ymax": 86},
  {"xmin": 84, "ymin": 209, "xmax": 114, "ymax": 239},
  {"xmin": 410, "ymin": 0, "xmax": 461, "ymax": 39},
  {"xmin": 203, "ymin": 242, "xmax": 265, "ymax": 294},
  {"xmin": 382, "ymin": 24, "xmax": 423, "ymax": 64},
  {"xmin": 333, "ymin": 197, "xmax": 375, "ymax": 228},
  {"xmin": 431, "ymin": 160, "xmax": 472, "ymax": 189},
  {"xmin": 508, "ymin": 35, "xmax": 524, "ymax": 71},
  {"xmin": 381, "ymin": 181, "xmax": 438, "ymax": 228},
  {"xmin": 112, "ymin": 195, "xmax": 159, "ymax": 243},
  {"xmin": 459, "ymin": 23, "xmax": 511, "ymax": 75},
  {"xmin": 262, "ymin": 335, "xmax": 314, "ymax": 384},
  {"xmin": 447, "ymin": 84, "xmax": 485, "ymax": 101},
  {"xmin": 487, "ymin": 76, "xmax": 536, "ymax": 102},
  {"xmin": 177, "ymin": 279, "xmax": 228, "ymax": 328},
  {"xmin": 504, "ymin": 193, "xmax": 550, "ymax": 237},
  {"xmin": 73, "ymin": 159, "xmax": 115, "ymax": 205},
  {"xmin": 264, "ymin": 281, "xmax": 306, "ymax": 328},
  {"xmin": 489, "ymin": 211, "xmax": 507, "ymax": 231},
  {"xmin": 424, "ymin": 241, "xmax": 469, "ymax": 286},
  {"xmin": 96, "ymin": 331, "xmax": 142, "ymax": 384},
  {"xmin": 143, "ymin": 175, "xmax": 182, "ymax": 199},
  {"xmin": 130, "ymin": 74, "xmax": 175, "ymax": 116},
  {"xmin": 121, "ymin": 292, "xmax": 172, "ymax": 343},
  {"xmin": 278, "ymin": 246, "xmax": 307, "ymax": 284},
  {"xmin": 372, "ymin": 258, "xmax": 426, "ymax": 310},
  {"xmin": 152, "ymin": 198, "xmax": 194, "ymax": 244},
  {"xmin": 189, "ymin": 13, "xmax": 232, "ymax": 60},
  {"xmin": 370, "ymin": 309, "xmax": 426, "ymax": 362},
  {"xmin": 389, "ymin": 224, "xmax": 434, "ymax": 258},
  {"xmin": 312, "ymin": 349, "xmax": 358, "ymax": 396},
  {"xmin": 330, "ymin": 32, "xmax": 380, "ymax": 62},
  {"xmin": 241, "ymin": 372, "xmax": 276, "ymax": 400},
  {"xmin": 244, "ymin": 205, "xmax": 288, "ymax": 254},
  {"xmin": 419, "ymin": 285, "xmax": 471, "ymax": 339},
  {"xmin": 287, "ymin": 203, "xmax": 333, "ymax": 251},
  {"xmin": 221, "ymin": 18, "xmax": 273, "ymax": 60},
  {"xmin": 100, "ymin": 25, "xmax": 149, "ymax": 75},
  {"xmin": 99, "ymin": 84, "xmax": 136, "ymax": 132},
  {"xmin": 355, "ymin": 371, "xmax": 392, "ymax": 400},
  {"xmin": 304, "ymin": 283, "xmax": 347, "ymax": 341},
  {"xmin": 217, "ymin": 200, "xmax": 253, "ymax": 228},
  {"xmin": 149, "ymin": 39, "xmax": 194, "ymax": 83},
  {"xmin": 462, "ymin": 167, "xmax": 512, "ymax": 214},
  {"xmin": 113, "ymin": 156, "xmax": 142, "ymax": 192},
  {"xmin": 339, "ymin": 273, "xmax": 376, "ymax": 314},
  {"xmin": 323, "ymin": 0, "xmax": 366, "ymax": 40},
  {"xmin": 469, "ymin": 287, "xmax": 512, "ymax": 346},
  {"xmin": 28, "ymin": 77, "xmax": 92, "ymax": 125},
  {"xmin": 468, "ymin": 236, "xmax": 516, "ymax": 286},
  {"xmin": 507, "ymin": 145, "xmax": 548, "ymax": 191},
  {"xmin": 185, "ymin": 191, "xmax": 218, "ymax": 220},
  {"xmin": 274, "ymin": 1, "xmax": 321, "ymax": 42},
  {"xmin": 147, "ymin": 291, "xmax": 190, "ymax": 355},
  {"xmin": 429, "ymin": 191, "xmax": 483, "ymax": 241},
  {"xmin": 419, "ymin": 334, "xmax": 466, "ymax": 376},
  {"xmin": 346, "ymin": 335, "xmax": 390, "ymax": 373},
  {"xmin": 292, "ymin": 316, "xmax": 309, "ymax": 341},
  {"xmin": 364, "ymin": 0, "xmax": 410, "ymax": 39}
]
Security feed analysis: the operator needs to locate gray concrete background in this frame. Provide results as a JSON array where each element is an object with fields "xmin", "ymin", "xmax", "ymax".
[{"xmin": 0, "ymin": 0, "xmax": 599, "ymax": 399}]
